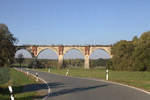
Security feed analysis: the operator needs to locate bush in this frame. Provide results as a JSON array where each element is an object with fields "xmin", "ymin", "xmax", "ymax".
[
  {"xmin": 0, "ymin": 67, "xmax": 10, "ymax": 84},
  {"xmin": 28, "ymin": 60, "xmax": 45, "ymax": 68}
]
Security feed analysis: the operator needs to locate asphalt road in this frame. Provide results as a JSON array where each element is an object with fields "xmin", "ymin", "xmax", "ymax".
[{"xmin": 21, "ymin": 68, "xmax": 150, "ymax": 100}]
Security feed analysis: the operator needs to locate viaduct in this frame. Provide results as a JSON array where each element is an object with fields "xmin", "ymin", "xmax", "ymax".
[{"xmin": 16, "ymin": 45, "xmax": 112, "ymax": 69}]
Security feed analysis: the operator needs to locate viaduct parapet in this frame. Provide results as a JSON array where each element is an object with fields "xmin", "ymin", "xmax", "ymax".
[{"xmin": 16, "ymin": 45, "xmax": 112, "ymax": 69}]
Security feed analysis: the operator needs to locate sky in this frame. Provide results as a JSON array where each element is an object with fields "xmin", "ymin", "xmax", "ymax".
[{"xmin": 1, "ymin": 0, "xmax": 150, "ymax": 59}]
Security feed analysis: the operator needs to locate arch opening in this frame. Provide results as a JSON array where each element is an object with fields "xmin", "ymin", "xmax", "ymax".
[
  {"xmin": 37, "ymin": 49, "xmax": 58, "ymax": 68},
  {"xmin": 90, "ymin": 49, "xmax": 111, "ymax": 68},
  {"xmin": 63, "ymin": 49, "xmax": 84, "ymax": 68},
  {"xmin": 14, "ymin": 49, "xmax": 33, "ymax": 67}
]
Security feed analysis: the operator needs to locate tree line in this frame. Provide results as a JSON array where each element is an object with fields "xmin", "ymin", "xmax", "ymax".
[
  {"xmin": 13, "ymin": 58, "xmax": 109, "ymax": 68},
  {"xmin": 109, "ymin": 31, "xmax": 150, "ymax": 71}
]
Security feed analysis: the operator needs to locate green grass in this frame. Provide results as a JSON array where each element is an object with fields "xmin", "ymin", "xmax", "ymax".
[
  {"xmin": 12, "ymin": 63, "xmax": 29, "ymax": 67},
  {"xmin": 0, "ymin": 68, "xmax": 42, "ymax": 100},
  {"xmin": 36, "ymin": 67, "xmax": 150, "ymax": 92}
]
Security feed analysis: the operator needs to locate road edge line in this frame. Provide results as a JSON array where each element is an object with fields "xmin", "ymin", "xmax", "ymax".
[
  {"xmin": 34, "ymin": 69, "xmax": 150, "ymax": 95},
  {"xmin": 31, "ymin": 69, "xmax": 150, "ymax": 95}
]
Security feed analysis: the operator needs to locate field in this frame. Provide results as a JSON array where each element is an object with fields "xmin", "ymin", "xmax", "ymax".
[
  {"xmin": 36, "ymin": 67, "xmax": 150, "ymax": 92},
  {"xmin": 0, "ymin": 68, "xmax": 43, "ymax": 100}
]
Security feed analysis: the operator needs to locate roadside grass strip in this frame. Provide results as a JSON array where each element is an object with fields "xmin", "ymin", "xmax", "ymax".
[
  {"xmin": 0, "ymin": 68, "xmax": 43, "ymax": 100},
  {"xmin": 36, "ymin": 67, "xmax": 150, "ymax": 92},
  {"xmin": 15, "ymin": 68, "xmax": 51, "ymax": 100}
]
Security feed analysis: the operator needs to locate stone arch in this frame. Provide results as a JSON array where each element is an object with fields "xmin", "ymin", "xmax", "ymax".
[
  {"xmin": 90, "ymin": 47, "xmax": 112, "ymax": 58},
  {"xmin": 89, "ymin": 47, "xmax": 111, "ymax": 68},
  {"xmin": 90, "ymin": 49, "xmax": 110, "ymax": 59},
  {"xmin": 15, "ymin": 48, "xmax": 33, "ymax": 58},
  {"xmin": 36, "ymin": 48, "xmax": 58, "ymax": 68},
  {"xmin": 37, "ymin": 48, "xmax": 58, "ymax": 59},
  {"xmin": 15, "ymin": 49, "xmax": 33, "ymax": 67},
  {"xmin": 64, "ymin": 48, "xmax": 84, "ymax": 59},
  {"xmin": 63, "ymin": 48, "xmax": 84, "ymax": 68},
  {"xmin": 37, "ymin": 47, "xmax": 59, "ymax": 57},
  {"xmin": 63, "ymin": 47, "xmax": 85, "ymax": 56}
]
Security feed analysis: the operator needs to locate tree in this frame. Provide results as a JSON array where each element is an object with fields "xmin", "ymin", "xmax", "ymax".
[
  {"xmin": 28, "ymin": 59, "xmax": 44, "ymax": 68},
  {"xmin": 0, "ymin": 24, "xmax": 17, "ymax": 67},
  {"xmin": 110, "ymin": 31, "xmax": 150, "ymax": 71},
  {"xmin": 132, "ymin": 31, "xmax": 150, "ymax": 71},
  {"xmin": 16, "ymin": 53, "xmax": 24, "ymax": 68},
  {"xmin": 111, "ymin": 40, "xmax": 134, "ymax": 71}
]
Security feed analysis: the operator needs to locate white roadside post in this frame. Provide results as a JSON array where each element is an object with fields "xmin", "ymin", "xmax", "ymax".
[
  {"xmin": 11, "ymin": 95, "xmax": 15, "ymax": 100},
  {"xmin": 106, "ymin": 69, "xmax": 109, "ymax": 81},
  {"xmin": 48, "ymin": 68, "xmax": 50, "ymax": 73},
  {"xmin": 66, "ymin": 69, "xmax": 69, "ymax": 76},
  {"xmin": 8, "ymin": 86, "xmax": 15, "ymax": 100},
  {"xmin": 36, "ymin": 72, "xmax": 38, "ymax": 82}
]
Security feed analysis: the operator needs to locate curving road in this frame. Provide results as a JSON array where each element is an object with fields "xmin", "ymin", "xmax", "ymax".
[{"xmin": 21, "ymin": 68, "xmax": 150, "ymax": 100}]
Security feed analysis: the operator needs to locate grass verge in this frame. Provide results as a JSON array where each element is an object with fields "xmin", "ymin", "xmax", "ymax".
[
  {"xmin": 36, "ymin": 67, "xmax": 150, "ymax": 92},
  {"xmin": 0, "ymin": 68, "xmax": 44, "ymax": 100}
]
